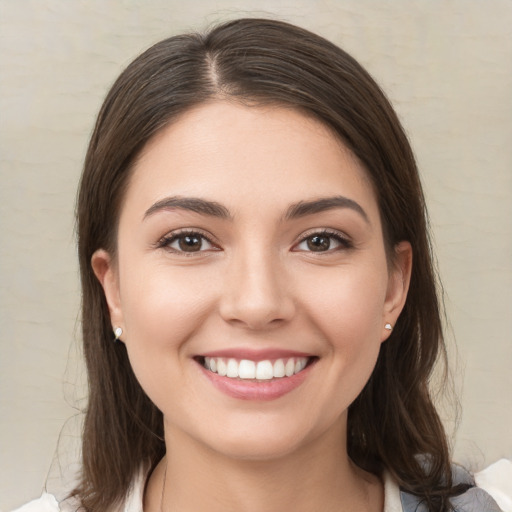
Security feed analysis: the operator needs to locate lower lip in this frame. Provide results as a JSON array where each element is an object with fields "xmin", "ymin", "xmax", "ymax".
[{"xmin": 198, "ymin": 360, "xmax": 315, "ymax": 401}]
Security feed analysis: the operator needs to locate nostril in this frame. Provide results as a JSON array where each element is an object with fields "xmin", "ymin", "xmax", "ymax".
[{"xmin": 219, "ymin": 294, "xmax": 295, "ymax": 330}]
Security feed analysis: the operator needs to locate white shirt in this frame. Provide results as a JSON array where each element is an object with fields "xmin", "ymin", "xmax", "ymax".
[{"xmin": 11, "ymin": 459, "xmax": 512, "ymax": 512}]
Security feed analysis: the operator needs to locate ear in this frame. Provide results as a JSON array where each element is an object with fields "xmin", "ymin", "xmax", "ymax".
[
  {"xmin": 91, "ymin": 249, "xmax": 124, "ymax": 337},
  {"xmin": 381, "ymin": 241, "xmax": 412, "ymax": 341}
]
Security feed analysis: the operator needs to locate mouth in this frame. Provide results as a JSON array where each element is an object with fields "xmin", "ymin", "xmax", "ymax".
[
  {"xmin": 196, "ymin": 355, "xmax": 316, "ymax": 381},
  {"xmin": 193, "ymin": 351, "xmax": 318, "ymax": 400}
]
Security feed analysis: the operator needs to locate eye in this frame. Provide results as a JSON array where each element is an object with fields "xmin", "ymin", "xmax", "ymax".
[
  {"xmin": 294, "ymin": 231, "xmax": 351, "ymax": 253},
  {"xmin": 158, "ymin": 231, "xmax": 217, "ymax": 254}
]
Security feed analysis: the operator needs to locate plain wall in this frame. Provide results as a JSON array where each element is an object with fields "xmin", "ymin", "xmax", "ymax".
[{"xmin": 1, "ymin": 1, "xmax": 511, "ymax": 509}]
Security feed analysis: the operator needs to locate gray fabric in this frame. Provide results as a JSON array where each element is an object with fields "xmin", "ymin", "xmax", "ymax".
[
  {"xmin": 399, "ymin": 464, "xmax": 503, "ymax": 511},
  {"xmin": 400, "ymin": 488, "xmax": 503, "ymax": 511}
]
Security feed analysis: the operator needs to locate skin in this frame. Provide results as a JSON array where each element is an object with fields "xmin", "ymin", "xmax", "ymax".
[{"xmin": 92, "ymin": 101, "xmax": 412, "ymax": 512}]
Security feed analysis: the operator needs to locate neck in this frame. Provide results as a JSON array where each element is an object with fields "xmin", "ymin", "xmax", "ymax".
[{"xmin": 144, "ymin": 421, "xmax": 383, "ymax": 512}]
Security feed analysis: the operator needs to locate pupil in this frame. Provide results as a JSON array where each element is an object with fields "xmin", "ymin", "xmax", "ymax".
[
  {"xmin": 307, "ymin": 235, "xmax": 330, "ymax": 251},
  {"xmin": 179, "ymin": 235, "xmax": 201, "ymax": 252}
]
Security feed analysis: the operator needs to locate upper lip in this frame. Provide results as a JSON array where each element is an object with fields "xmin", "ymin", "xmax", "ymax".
[{"xmin": 197, "ymin": 348, "xmax": 315, "ymax": 362}]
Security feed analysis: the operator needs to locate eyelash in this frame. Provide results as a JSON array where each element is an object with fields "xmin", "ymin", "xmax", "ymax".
[
  {"xmin": 156, "ymin": 229, "xmax": 218, "ymax": 255},
  {"xmin": 156, "ymin": 228, "xmax": 353, "ymax": 255},
  {"xmin": 294, "ymin": 229, "xmax": 353, "ymax": 253}
]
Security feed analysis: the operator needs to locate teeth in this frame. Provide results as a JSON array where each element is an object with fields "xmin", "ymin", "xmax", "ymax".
[
  {"xmin": 295, "ymin": 358, "xmax": 307, "ymax": 373},
  {"xmin": 227, "ymin": 358, "xmax": 239, "ymax": 378},
  {"xmin": 238, "ymin": 359, "xmax": 256, "ymax": 379},
  {"xmin": 217, "ymin": 359, "xmax": 227, "ymax": 377},
  {"xmin": 203, "ymin": 356, "xmax": 309, "ymax": 380},
  {"xmin": 256, "ymin": 360, "xmax": 273, "ymax": 380},
  {"xmin": 273, "ymin": 359, "xmax": 285, "ymax": 378},
  {"xmin": 285, "ymin": 358, "xmax": 295, "ymax": 377}
]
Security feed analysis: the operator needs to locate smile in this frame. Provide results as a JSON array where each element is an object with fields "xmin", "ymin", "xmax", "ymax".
[
  {"xmin": 202, "ymin": 356, "xmax": 309, "ymax": 380},
  {"xmin": 196, "ymin": 351, "xmax": 317, "ymax": 400}
]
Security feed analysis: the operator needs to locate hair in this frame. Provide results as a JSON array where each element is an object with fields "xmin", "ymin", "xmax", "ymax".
[{"xmin": 76, "ymin": 18, "xmax": 457, "ymax": 511}]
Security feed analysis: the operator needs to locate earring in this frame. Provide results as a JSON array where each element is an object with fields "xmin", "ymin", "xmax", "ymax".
[
  {"xmin": 114, "ymin": 326, "xmax": 123, "ymax": 341},
  {"xmin": 384, "ymin": 323, "xmax": 393, "ymax": 331}
]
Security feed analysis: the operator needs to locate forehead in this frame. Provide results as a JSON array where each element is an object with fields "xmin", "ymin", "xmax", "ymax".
[{"xmin": 123, "ymin": 101, "xmax": 378, "ymax": 220}]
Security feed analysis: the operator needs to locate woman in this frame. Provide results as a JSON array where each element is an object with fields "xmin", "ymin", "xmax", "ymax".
[{"xmin": 15, "ymin": 17, "xmax": 504, "ymax": 512}]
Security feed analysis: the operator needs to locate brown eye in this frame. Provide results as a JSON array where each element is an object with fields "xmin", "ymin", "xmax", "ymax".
[
  {"xmin": 294, "ymin": 231, "xmax": 351, "ymax": 253},
  {"xmin": 307, "ymin": 235, "xmax": 331, "ymax": 251},
  {"xmin": 160, "ymin": 231, "xmax": 216, "ymax": 253},
  {"xmin": 178, "ymin": 235, "xmax": 203, "ymax": 252}
]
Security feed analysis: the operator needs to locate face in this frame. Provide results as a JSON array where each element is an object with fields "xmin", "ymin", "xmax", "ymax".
[{"xmin": 93, "ymin": 101, "xmax": 411, "ymax": 461}]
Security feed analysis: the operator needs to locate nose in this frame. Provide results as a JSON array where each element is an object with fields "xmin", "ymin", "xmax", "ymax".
[{"xmin": 219, "ymin": 248, "xmax": 295, "ymax": 330}]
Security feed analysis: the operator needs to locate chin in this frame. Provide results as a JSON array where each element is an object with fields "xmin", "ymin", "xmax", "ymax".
[
  {"xmin": 192, "ymin": 413, "xmax": 333, "ymax": 463},
  {"xmin": 208, "ymin": 433, "xmax": 307, "ymax": 462}
]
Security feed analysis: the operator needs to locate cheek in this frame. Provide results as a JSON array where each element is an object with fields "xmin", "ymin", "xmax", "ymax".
[
  {"xmin": 299, "ymin": 262, "xmax": 388, "ymax": 342},
  {"xmin": 121, "ymin": 261, "xmax": 214, "ymax": 338},
  {"xmin": 298, "ymin": 264, "xmax": 388, "ymax": 400},
  {"xmin": 117, "ymin": 262, "xmax": 216, "ymax": 395}
]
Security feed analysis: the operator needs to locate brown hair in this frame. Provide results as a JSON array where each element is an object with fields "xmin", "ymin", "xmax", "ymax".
[{"xmin": 76, "ymin": 18, "xmax": 455, "ymax": 511}]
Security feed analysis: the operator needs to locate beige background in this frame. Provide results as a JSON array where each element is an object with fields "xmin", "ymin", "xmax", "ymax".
[{"xmin": 1, "ymin": 1, "xmax": 511, "ymax": 510}]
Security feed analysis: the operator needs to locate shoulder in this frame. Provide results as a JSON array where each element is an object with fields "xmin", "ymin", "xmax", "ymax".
[
  {"xmin": 10, "ymin": 493, "xmax": 60, "ymax": 512},
  {"xmin": 397, "ymin": 461, "xmax": 509, "ymax": 512},
  {"xmin": 8, "ymin": 471, "xmax": 145, "ymax": 512}
]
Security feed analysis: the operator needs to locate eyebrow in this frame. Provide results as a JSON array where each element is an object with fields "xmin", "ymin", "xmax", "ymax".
[
  {"xmin": 144, "ymin": 196, "xmax": 231, "ymax": 220},
  {"xmin": 284, "ymin": 196, "xmax": 370, "ymax": 224},
  {"xmin": 143, "ymin": 195, "xmax": 369, "ymax": 224}
]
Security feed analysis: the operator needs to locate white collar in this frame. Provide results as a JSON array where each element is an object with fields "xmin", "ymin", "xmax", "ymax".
[
  {"xmin": 121, "ymin": 468, "xmax": 402, "ymax": 512},
  {"xmin": 383, "ymin": 470, "xmax": 403, "ymax": 512}
]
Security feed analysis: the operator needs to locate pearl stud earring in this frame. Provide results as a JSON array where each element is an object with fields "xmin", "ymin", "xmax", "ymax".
[
  {"xmin": 385, "ymin": 323, "xmax": 393, "ymax": 331},
  {"xmin": 114, "ymin": 327, "xmax": 123, "ymax": 341}
]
